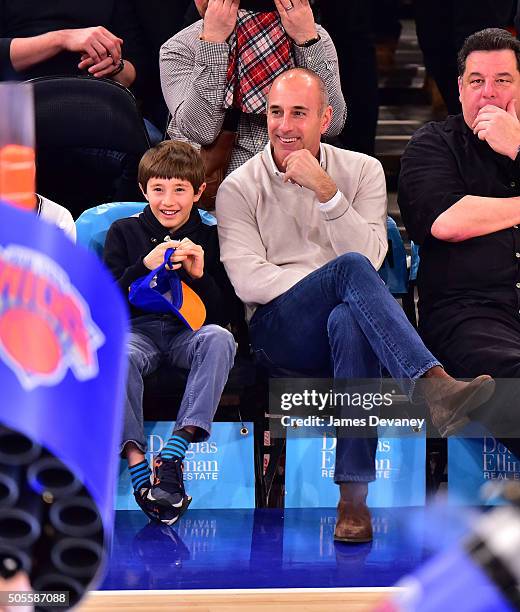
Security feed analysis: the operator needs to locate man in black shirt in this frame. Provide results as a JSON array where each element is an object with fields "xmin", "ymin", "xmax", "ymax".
[
  {"xmin": 0, "ymin": 1, "xmax": 143, "ymax": 86},
  {"xmin": 0, "ymin": 2, "xmax": 153, "ymax": 213},
  {"xmin": 399, "ymin": 28, "xmax": 520, "ymax": 443}
]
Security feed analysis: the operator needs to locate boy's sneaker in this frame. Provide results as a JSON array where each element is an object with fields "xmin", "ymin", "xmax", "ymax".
[
  {"xmin": 134, "ymin": 486, "xmax": 191, "ymax": 526},
  {"xmin": 134, "ymin": 487, "xmax": 161, "ymax": 522},
  {"xmin": 148, "ymin": 456, "xmax": 192, "ymax": 524}
]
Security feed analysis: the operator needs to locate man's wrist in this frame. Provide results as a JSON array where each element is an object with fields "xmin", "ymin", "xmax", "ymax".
[
  {"xmin": 513, "ymin": 142, "xmax": 520, "ymax": 162},
  {"xmin": 55, "ymin": 29, "xmax": 70, "ymax": 52},
  {"xmin": 200, "ymin": 30, "xmax": 228, "ymax": 44},
  {"xmin": 293, "ymin": 32, "xmax": 320, "ymax": 47},
  {"xmin": 316, "ymin": 178, "xmax": 338, "ymax": 203}
]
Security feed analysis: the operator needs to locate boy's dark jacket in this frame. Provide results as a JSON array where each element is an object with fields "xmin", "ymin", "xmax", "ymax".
[{"xmin": 103, "ymin": 205, "xmax": 237, "ymax": 328}]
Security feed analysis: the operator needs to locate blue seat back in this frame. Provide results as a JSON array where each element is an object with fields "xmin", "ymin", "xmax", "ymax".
[
  {"xmin": 378, "ymin": 217, "xmax": 408, "ymax": 295},
  {"xmin": 409, "ymin": 242, "xmax": 420, "ymax": 282},
  {"xmin": 75, "ymin": 202, "xmax": 216, "ymax": 257}
]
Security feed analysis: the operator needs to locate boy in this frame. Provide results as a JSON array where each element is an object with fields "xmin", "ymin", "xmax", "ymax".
[{"xmin": 103, "ymin": 140, "xmax": 237, "ymax": 524}]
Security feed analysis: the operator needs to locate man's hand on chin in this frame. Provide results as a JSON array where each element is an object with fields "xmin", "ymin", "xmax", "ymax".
[
  {"xmin": 472, "ymin": 99, "xmax": 520, "ymax": 159},
  {"xmin": 282, "ymin": 149, "xmax": 338, "ymax": 202}
]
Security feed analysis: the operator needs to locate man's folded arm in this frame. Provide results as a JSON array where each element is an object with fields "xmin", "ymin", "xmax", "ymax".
[
  {"xmin": 9, "ymin": 33, "xmax": 65, "ymax": 71},
  {"xmin": 431, "ymin": 194, "xmax": 520, "ymax": 242},
  {"xmin": 397, "ymin": 129, "xmax": 506, "ymax": 244},
  {"xmin": 319, "ymin": 157, "xmax": 387, "ymax": 269}
]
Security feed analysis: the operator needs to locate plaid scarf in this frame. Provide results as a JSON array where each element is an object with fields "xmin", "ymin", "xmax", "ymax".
[{"xmin": 224, "ymin": 10, "xmax": 295, "ymax": 114}]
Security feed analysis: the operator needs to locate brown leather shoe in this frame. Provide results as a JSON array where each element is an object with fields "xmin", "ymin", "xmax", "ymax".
[
  {"xmin": 334, "ymin": 499, "xmax": 373, "ymax": 543},
  {"xmin": 424, "ymin": 374, "xmax": 495, "ymax": 437}
]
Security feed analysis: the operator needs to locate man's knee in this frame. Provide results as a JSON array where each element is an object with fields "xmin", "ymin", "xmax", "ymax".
[
  {"xmin": 327, "ymin": 303, "xmax": 352, "ymax": 337},
  {"xmin": 335, "ymin": 251, "xmax": 372, "ymax": 272}
]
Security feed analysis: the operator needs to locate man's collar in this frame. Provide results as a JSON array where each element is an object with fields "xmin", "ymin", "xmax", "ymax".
[{"xmin": 266, "ymin": 142, "xmax": 326, "ymax": 176}]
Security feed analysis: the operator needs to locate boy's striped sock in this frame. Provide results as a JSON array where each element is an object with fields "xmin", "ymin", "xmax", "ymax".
[
  {"xmin": 129, "ymin": 460, "xmax": 152, "ymax": 492},
  {"xmin": 160, "ymin": 429, "xmax": 194, "ymax": 461}
]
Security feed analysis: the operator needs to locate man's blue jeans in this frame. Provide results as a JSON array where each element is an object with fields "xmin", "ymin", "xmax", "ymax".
[
  {"xmin": 249, "ymin": 253, "xmax": 440, "ymax": 483},
  {"xmin": 122, "ymin": 315, "xmax": 236, "ymax": 453}
]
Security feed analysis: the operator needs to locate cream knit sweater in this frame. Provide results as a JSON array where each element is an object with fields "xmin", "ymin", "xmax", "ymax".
[{"xmin": 216, "ymin": 143, "xmax": 388, "ymax": 321}]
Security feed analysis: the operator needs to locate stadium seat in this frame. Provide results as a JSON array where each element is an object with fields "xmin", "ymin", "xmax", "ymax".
[
  {"xmin": 75, "ymin": 202, "xmax": 217, "ymax": 257},
  {"xmin": 379, "ymin": 216, "xmax": 417, "ymax": 327},
  {"xmin": 379, "ymin": 217, "xmax": 408, "ymax": 294},
  {"xmin": 29, "ymin": 76, "xmax": 151, "ymax": 218}
]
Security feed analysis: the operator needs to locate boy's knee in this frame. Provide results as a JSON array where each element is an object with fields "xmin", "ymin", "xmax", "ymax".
[
  {"xmin": 127, "ymin": 345, "xmax": 140, "ymax": 366},
  {"xmin": 127, "ymin": 342, "xmax": 150, "ymax": 372},
  {"xmin": 198, "ymin": 325, "xmax": 236, "ymax": 358}
]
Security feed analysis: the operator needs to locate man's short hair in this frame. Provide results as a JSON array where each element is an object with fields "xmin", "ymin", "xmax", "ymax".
[
  {"xmin": 138, "ymin": 140, "xmax": 205, "ymax": 192},
  {"xmin": 457, "ymin": 28, "xmax": 520, "ymax": 76},
  {"xmin": 269, "ymin": 68, "xmax": 330, "ymax": 114}
]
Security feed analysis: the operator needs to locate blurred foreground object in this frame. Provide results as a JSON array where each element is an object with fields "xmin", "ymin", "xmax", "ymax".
[
  {"xmin": 376, "ymin": 483, "xmax": 520, "ymax": 612},
  {"xmin": 0, "ymin": 83, "xmax": 35, "ymax": 209},
  {"xmin": 0, "ymin": 195, "xmax": 128, "ymax": 609}
]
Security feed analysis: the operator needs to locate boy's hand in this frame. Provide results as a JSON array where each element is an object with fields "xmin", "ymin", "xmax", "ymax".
[
  {"xmin": 143, "ymin": 239, "xmax": 204, "ymax": 279},
  {"xmin": 143, "ymin": 241, "xmax": 182, "ymax": 271},
  {"xmin": 173, "ymin": 238, "xmax": 205, "ymax": 279}
]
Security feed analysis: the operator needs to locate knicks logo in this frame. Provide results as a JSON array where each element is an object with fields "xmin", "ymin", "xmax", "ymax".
[{"xmin": 0, "ymin": 245, "xmax": 105, "ymax": 391}]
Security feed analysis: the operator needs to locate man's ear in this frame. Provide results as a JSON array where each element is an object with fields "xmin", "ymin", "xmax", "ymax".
[
  {"xmin": 193, "ymin": 182, "xmax": 207, "ymax": 202},
  {"xmin": 139, "ymin": 183, "xmax": 148, "ymax": 201},
  {"xmin": 320, "ymin": 105, "xmax": 333, "ymax": 135},
  {"xmin": 458, "ymin": 76, "xmax": 463, "ymax": 100}
]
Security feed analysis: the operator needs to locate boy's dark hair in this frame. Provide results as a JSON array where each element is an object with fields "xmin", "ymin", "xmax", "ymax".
[
  {"xmin": 457, "ymin": 28, "xmax": 520, "ymax": 76},
  {"xmin": 138, "ymin": 140, "xmax": 205, "ymax": 192}
]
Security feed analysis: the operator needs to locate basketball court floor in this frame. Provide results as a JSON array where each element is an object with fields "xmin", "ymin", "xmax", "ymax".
[{"xmin": 77, "ymin": 505, "xmax": 475, "ymax": 611}]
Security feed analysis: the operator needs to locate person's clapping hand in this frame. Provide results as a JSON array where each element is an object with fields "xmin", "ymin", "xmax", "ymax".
[
  {"xmin": 200, "ymin": 0, "xmax": 240, "ymax": 43},
  {"xmin": 273, "ymin": 0, "xmax": 317, "ymax": 45}
]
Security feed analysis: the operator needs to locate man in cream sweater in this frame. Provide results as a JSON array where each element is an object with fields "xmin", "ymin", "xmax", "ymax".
[{"xmin": 216, "ymin": 68, "xmax": 494, "ymax": 543}]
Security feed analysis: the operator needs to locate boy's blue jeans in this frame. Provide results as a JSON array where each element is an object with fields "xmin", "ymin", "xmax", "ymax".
[
  {"xmin": 122, "ymin": 315, "xmax": 236, "ymax": 453},
  {"xmin": 249, "ymin": 253, "xmax": 440, "ymax": 483}
]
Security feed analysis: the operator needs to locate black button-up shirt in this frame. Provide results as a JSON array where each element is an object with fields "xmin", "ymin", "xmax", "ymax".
[{"xmin": 398, "ymin": 113, "xmax": 520, "ymax": 344}]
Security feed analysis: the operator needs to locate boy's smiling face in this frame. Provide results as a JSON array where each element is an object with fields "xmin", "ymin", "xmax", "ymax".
[{"xmin": 141, "ymin": 177, "xmax": 205, "ymax": 231}]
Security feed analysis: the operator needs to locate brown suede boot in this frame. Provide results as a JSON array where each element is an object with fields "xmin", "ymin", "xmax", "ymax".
[
  {"xmin": 334, "ymin": 483, "xmax": 373, "ymax": 544},
  {"xmin": 421, "ymin": 370, "xmax": 495, "ymax": 437}
]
